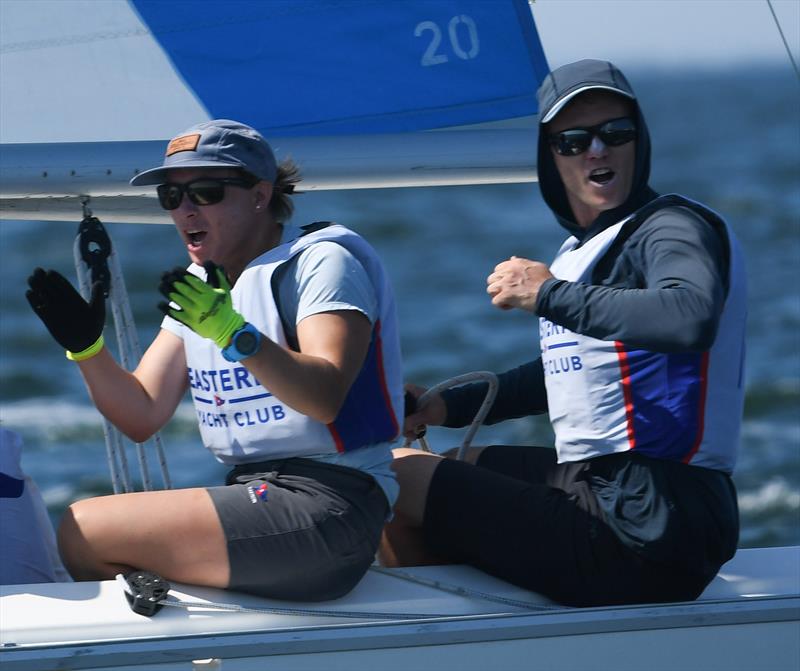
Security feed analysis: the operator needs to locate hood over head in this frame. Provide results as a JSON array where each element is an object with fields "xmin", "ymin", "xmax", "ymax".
[{"xmin": 536, "ymin": 59, "xmax": 657, "ymax": 239}]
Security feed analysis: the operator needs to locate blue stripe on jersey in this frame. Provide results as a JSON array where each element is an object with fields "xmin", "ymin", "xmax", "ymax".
[
  {"xmin": 328, "ymin": 322, "xmax": 398, "ymax": 452},
  {"xmin": 623, "ymin": 348, "xmax": 705, "ymax": 461}
]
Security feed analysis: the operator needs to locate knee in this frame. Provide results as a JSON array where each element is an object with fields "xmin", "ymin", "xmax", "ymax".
[
  {"xmin": 390, "ymin": 452, "xmax": 442, "ymax": 524},
  {"xmin": 391, "ymin": 448, "xmax": 442, "ymax": 469},
  {"xmin": 57, "ymin": 501, "xmax": 96, "ymax": 580},
  {"xmin": 378, "ymin": 514, "xmax": 427, "ymax": 567},
  {"xmin": 56, "ymin": 505, "xmax": 76, "ymax": 574},
  {"xmin": 391, "ymin": 446, "xmax": 426, "ymax": 460},
  {"xmin": 57, "ymin": 504, "xmax": 83, "ymax": 573}
]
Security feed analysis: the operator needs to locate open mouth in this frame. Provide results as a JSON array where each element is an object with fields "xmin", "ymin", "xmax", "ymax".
[
  {"xmin": 589, "ymin": 168, "xmax": 615, "ymax": 185},
  {"xmin": 187, "ymin": 230, "xmax": 207, "ymax": 246}
]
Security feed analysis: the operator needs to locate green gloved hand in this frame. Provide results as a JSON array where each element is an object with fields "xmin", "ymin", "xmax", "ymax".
[{"xmin": 158, "ymin": 261, "xmax": 244, "ymax": 348}]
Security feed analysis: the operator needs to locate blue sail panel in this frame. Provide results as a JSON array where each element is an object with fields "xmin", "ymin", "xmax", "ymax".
[{"xmin": 130, "ymin": 0, "xmax": 549, "ymax": 136}]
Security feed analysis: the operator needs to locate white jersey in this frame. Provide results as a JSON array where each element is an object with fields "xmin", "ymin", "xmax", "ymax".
[
  {"xmin": 541, "ymin": 207, "xmax": 746, "ymax": 473},
  {"xmin": 169, "ymin": 224, "xmax": 403, "ymax": 465}
]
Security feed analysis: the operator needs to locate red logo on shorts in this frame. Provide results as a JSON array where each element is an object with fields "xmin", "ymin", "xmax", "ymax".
[{"xmin": 248, "ymin": 483, "xmax": 268, "ymax": 503}]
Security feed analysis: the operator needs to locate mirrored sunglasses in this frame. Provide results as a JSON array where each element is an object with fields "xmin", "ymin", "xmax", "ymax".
[
  {"xmin": 156, "ymin": 177, "xmax": 256, "ymax": 210},
  {"xmin": 548, "ymin": 117, "xmax": 637, "ymax": 156}
]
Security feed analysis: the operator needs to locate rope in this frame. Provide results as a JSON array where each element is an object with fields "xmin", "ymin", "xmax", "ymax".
[
  {"xmin": 766, "ymin": 0, "xmax": 800, "ymax": 82},
  {"xmin": 73, "ymin": 201, "xmax": 171, "ymax": 492},
  {"xmin": 116, "ymin": 571, "xmax": 551, "ymax": 621},
  {"xmin": 369, "ymin": 565, "xmax": 562, "ymax": 612},
  {"xmin": 405, "ymin": 371, "xmax": 498, "ymax": 461},
  {"xmin": 120, "ymin": 569, "xmax": 560, "ymax": 621},
  {"xmin": 73, "ymin": 231, "xmax": 132, "ymax": 494},
  {"xmin": 159, "ymin": 597, "xmax": 447, "ymax": 621},
  {"xmin": 107, "ymin": 246, "xmax": 172, "ymax": 489}
]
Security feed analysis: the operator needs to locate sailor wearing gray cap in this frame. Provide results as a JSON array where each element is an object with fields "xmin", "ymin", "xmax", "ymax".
[
  {"xmin": 27, "ymin": 118, "xmax": 404, "ymax": 601},
  {"xmin": 130, "ymin": 119, "xmax": 278, "ymax": 186}
]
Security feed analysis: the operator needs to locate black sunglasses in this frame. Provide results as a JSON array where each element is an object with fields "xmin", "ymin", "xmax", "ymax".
[
  {"xmin": 548, "ymin": 117, "xmax": 637, "ymax": 156},
  {"xmin": 156, "ymin": 177, "xmax": 257, "ymax": 211}
]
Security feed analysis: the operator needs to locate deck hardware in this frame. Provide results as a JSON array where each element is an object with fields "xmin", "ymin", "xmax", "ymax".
[
  {"xmin": 122, "ymin": 570, "xmax": 171, "ymax": 616},
  {"xmin": 76, "ymin": 211, "xmax": 113, "ymax": 299}
]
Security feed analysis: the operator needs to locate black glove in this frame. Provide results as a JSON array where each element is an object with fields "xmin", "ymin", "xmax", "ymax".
[{"xmin": 26, "ymin": 268, "xmax": 106, "ymax": 353}]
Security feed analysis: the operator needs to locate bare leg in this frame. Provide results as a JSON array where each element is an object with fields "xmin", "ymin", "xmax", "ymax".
[
  {"xmin": 378, "ymin": 447, "xmax": 451, "ymax": 567},
  {"xmin": 389, "ymin": 447, "xmax": 443, "ymax": 524},
  {"xmin": 58, "ymin": 487, "xmax": 229, "ymax": 587},
  {"xmin": 390, "ymin": 445, "xmax": 488, "ymax": 523},
  {"xmin": 379, "ymin": 512, "xmax": 454, "ymax": 567}
]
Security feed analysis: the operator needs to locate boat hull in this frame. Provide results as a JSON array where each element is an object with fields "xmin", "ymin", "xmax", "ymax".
[{"xmin": 2, "ymin": 547, "xmax": 798, "ymax": 671}]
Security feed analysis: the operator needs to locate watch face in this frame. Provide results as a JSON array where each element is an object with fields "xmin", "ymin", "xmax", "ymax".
[{"xmin": 235, "ymin": 330, "xmax": 258, "ymax": 355}]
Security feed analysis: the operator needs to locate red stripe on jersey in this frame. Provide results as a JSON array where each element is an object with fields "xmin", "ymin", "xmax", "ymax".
[
  {"xmin": 682, "ymin": 351, "xmax": 710, "ymax": 464},
  {"xmin": 615, "ymin": 341, "xmax": 636, "ymax": 450},
  {"xmin": 327, "ymin": 422, "xmax": 345, "ymax": 453}
]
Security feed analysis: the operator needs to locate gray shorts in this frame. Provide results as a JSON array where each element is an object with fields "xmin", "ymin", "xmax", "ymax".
[{"xmin": 207, "ymin": 457, "xmax": 388, "ymax": 601}]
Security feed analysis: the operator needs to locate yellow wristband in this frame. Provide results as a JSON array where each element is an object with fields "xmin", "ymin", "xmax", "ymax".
[{"xmin": 66, "ymin": 334, "xmax": 105, "ymax": 362}]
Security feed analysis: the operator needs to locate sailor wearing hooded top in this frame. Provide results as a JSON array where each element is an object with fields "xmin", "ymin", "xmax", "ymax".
[
  {"xmin": 382, "ymin": 60, "xmax": 746, "ymax": 608},
  {"xmin": 25, "ymin": 120, "xmax": 403, "ymax": 601}
]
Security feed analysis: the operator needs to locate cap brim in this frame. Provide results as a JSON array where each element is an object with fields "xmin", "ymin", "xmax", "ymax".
[
  {"xmin": 129, "ymin": 160, "xmax": 248, "ymax": 186},
  {"xmin": 540, "ymin": 85, "xmax": 636, "ymax": 124}
]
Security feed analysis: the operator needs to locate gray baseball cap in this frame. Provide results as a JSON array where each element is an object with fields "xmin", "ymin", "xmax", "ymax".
[
  {"xmin": 130, "ymin": 119, "xmax": 277, "ymax": 186},
  {"xmin": 537, "ymin": 59, "xmax": 636, "ymax": 124}
]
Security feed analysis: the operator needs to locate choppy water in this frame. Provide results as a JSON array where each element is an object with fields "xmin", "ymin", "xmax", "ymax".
[{"xmin": 1, "ymin": 66, "xmax": 798, "ymax": 548}]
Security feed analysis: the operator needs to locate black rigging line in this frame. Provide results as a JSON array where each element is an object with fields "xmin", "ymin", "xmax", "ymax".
[{"xmin": 766, "ymin": 0, "xmax": 800, "ymax": 82}]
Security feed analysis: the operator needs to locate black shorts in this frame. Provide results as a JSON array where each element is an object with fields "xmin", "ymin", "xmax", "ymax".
[
  {"xmin": 423, "ymin": 445, "xmax": 711, "ymax": 607},
  {"xmin": 208, "ymin": 457, "xmax": 388, "ymax": 601}
]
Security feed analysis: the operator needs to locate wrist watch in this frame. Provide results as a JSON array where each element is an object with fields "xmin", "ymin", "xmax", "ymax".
[{"xmin": 221, "ymin": 322, "xmax": 262, "ymax": 362}]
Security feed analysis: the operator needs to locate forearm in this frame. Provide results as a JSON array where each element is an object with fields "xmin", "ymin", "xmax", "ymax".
[
  {"xmin": 76, "ymin": 351, "xmax": 167, "ymax": 441},
  {"xmin": 538, "ymin": 281, "xmax": 720, "ymax": 351},
  {"xmin": 240, "ymin": 337, "xmax": 354, "ymax": 424},
  {"xmin": 75, "ymin": 330, "xmax": 187, "ymax": 442},
  {"xmin": 240, "ymin": 311, "xmax": 371, "ymax": 425},
  {"xmin": 537, "ymin": 210, "xmax": 727, "ymax": 352},
  {"xmin": 442, "ymin": 359, "xmax": 547, "ymax": 428}
]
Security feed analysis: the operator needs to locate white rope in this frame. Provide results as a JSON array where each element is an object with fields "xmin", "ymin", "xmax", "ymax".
[
  {"xmin": 405, "ymin": 371, "xmax": 499, "ymax": 461},
  {"xmin": 73, "ymin": 209, "xmax": 171, "ymax": 492},
  {"xmin": 369, "ymin": 565, "xmax": 562, "ymax": 612},
  {"xmin": 107, "ymin": 248, "xmax": 172, "ymax": 490},
  {"xmin": 159, "ymin": 597, "xmax": 446, "ymax": 621},
  {"xmin": 115, "ymin": 573, "xmax": 444, "ymax": 620},
  {"xmin": 73, "ymin": 235, "xmax": 132, "ymax": 494}
]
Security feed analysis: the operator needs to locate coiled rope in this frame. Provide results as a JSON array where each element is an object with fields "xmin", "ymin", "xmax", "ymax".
[{"xmin": 405, "ymin": 370, "xmax": 498, "ymax": 461}]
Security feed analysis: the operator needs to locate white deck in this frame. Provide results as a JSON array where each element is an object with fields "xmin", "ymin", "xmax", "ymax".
[{"xmin": 1, "ymin": 547, "xmax": 798, "ymax": 671}]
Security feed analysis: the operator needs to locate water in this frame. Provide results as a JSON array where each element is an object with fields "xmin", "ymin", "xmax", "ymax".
[{"xmin": 1, "ymin": 66, "xmax": 798, "ymax": 549}]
